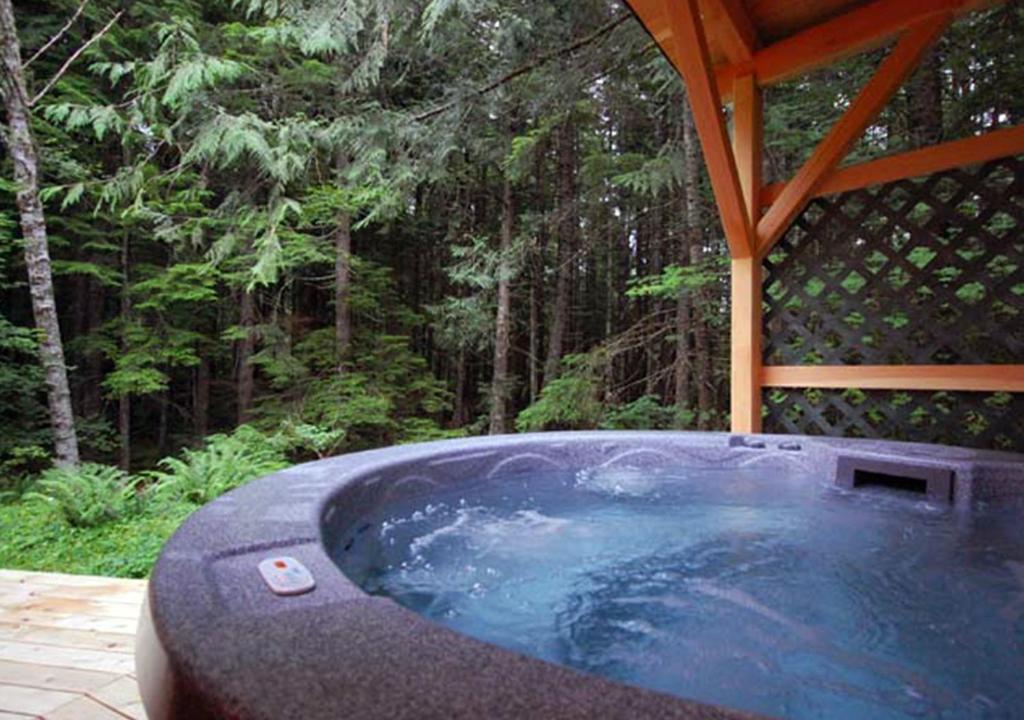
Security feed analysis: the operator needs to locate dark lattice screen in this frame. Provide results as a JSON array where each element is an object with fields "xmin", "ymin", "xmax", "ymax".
[{"xmin": 762, "ymin": 155, "xmax": 1024, "ymax": 450}]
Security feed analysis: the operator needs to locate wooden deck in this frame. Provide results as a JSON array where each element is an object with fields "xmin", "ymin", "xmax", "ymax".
[{"xmin": 0, "ymin": 569, "xmax": 147, "ymax": 719}]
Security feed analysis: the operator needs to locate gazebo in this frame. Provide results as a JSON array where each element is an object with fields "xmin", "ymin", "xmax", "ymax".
[{"xmin": 624, "ymin": 0, "xmax": 1024, "ymax": 449}]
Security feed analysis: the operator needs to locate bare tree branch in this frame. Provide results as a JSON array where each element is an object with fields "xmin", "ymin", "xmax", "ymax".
[
  {"xmin": 413, "ymin": 12, "xmax": 632, "ymax": 122},
  {"xmin": 29, "ymin": 9, "xmax": 122, "ymax": 107},
  {"xmin": 23, "ymin": 0, "xmax": 90, "ymax": 68}
]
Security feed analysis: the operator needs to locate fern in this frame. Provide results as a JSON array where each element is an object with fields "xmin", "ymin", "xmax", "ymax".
[
  {"xmin": 27, "ymin": 464, "xmax": 140, "ymax": 528},
  {"xmin": 149, "ymin": 426, "xmax": 289, "ymax": 505}
]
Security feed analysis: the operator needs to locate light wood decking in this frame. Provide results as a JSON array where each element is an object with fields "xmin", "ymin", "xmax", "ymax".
[{"xmin": 0, "ymin": 569, "xmax": 146, "ymax": 719}]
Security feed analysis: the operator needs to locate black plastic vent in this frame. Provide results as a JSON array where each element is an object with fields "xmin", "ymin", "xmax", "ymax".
[
  {"xmin": 853, "ymin": 470, "xmax": 928, "ymax": 495},
  {"xmin": 836, "ymin": 456, "xmax": 954, "ymax": 504}
]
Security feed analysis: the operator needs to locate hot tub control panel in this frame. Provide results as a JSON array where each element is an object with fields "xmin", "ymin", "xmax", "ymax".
[{"xmin": 258, "ymin": 556, "xmax": 316, "ymax": 596}]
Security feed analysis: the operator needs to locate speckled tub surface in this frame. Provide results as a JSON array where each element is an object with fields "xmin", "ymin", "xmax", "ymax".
[{"xmin": 138, "ymin": 431, "xmax": 1024, "ymax": 720}]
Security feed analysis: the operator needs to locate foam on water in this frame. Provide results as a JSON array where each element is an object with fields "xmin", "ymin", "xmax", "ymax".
[{"xmin": 335, "ymin": 466, "xmax": 1024, "ymax": 720}]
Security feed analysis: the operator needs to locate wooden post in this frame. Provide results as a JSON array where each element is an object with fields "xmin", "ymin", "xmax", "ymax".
[
  {"xmin": 661, "ymin": 0, "xmax": 753, "ymax": 258},
  {"xmin": 730, "ymin": 73, "xmax": 763, "ymax": 433},
  {"xmin": 731, "ymin": 257, "xmax": 762, "ymax": 433}
]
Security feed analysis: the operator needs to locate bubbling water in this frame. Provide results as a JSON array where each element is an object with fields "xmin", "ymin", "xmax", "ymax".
[{"xmin": 334, "ymin": 466, "xmax": 1024, "ymax": 720}]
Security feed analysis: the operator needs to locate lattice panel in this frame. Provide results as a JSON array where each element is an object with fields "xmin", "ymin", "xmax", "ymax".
[
  {"xmin": 764, "ymin": 156, "xmax": 1024, "ymax": 366},
  {"xmin": 761, "ymin": 155, "xmax": 1024, "ymax": 450},
  {"xmin": 764, "ymin": 388, "xmax": 1024, "ymax": 451}
]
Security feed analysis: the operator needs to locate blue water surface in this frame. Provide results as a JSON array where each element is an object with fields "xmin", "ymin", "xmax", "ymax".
[{"xmin": 334, "ymin": 466, "xmax": 1024, "ymax": 720}]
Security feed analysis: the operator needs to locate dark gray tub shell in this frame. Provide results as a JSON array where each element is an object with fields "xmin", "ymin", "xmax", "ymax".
[{"xmin": 139, "ymin": 431, "xmax": 1024, "ymax": 720}]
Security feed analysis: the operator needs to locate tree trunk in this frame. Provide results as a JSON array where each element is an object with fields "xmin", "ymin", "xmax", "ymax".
[
  {"xmin": 194, "ymin": 355, "xmax": 210, "ymax": 438},
  {"xmin": 529, "ymin": 270, "xmax": 540, "ymax": 403},
  {"xmin": 674, "ymin": 163, "xmax": 693, "ymax": 413},
  {"xmin": 157, "ymin": 390, "xmax": 169, "ymax": 456},
  {"xmin": 335, "ymin": 211, "xmax": 352, "ymax": 367},
  {"xmin": 237, "ymin": 289, "xmax": 256, "ymax": 424},
  {"xmin": 543, "ymin": 117, "xmax": 577, "ymax": 384},
  {"xmin": 644, "ymin": 198, "xmax": 662, "ymax": 398},
  {"xmin": 529, "ymin": 142, "xmax": 547, "ymax": 402},
  {"xmin": 0, "ymin": 0, "xmax": 80, "ymax": 466},
  {"xmin": 118, "ymin": 234, "xmax": 131, "ymax": 470},
  {"xmin": 683, "ymin": 103, "xmax": 714, "ymax": 428},
  {"xmin": 690, "ymin": 243, "xmax": 713, "ymax": 427},
  {"xmin": 907, "ymin": 46, "xmax": 943, "ymax": 149},
  {"xmin": 119, "ymin": 394, "xmax": 130, "ymax": 470},
  {"xmin": 489, "ymin": 177, "xmax": 514, "ymax": 434},
  {"xmin": 83, "ymin": 276, "xmax": 105, "ymax": 417},
  {"xmin": 453, "ymin": 348, "xmax": 467, "ymax": 426}
]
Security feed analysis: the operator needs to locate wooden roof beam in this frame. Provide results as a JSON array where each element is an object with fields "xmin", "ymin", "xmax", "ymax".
[
  {"xmin": 760, "ymin": 123, "xmax": 1024, "ymax": 206},
  {"xmin": 662, "ymin": 0, "xmax": 753, "ymax": 258},
  {"xmin": 716, "ymin": 0, "xmax": 1001, "ymax": 101},
  {"xmin": 702, "ymin": 0, "xmax": 758, "ymax": 64},
  {"xmin": 756, "ymin": 15, "xmax": 950, "ymax": 258}
]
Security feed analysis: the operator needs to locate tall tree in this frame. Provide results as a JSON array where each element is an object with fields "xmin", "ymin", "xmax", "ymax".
[
  {"xmin": 908, "ymin": 48, "xmax": 943, "ymax": 148},
  {"xmin": 488, "ymin": 175, "xmax": 514, "ymax": 434},
  {"xmin": 0, "ymin": 0, "xmax": 79, "ymax": 466},
  {"xmin": 335, "ymin": 211, "xmax": 353, "ymax": 365},
  {"xmin": 543, "ymin": 115, "xmax": 578, "ymax": 384},
  {"xmin": 682, "ymin": 102, "xmax": 714, "ymax": 428}
]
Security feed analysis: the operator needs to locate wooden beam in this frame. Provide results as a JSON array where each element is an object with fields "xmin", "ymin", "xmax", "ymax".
[
  {"xmin": 729, "ymin": 73, "xmax": 763, "ymax": 434},
  {"xmin": 663, "ymin": 0, "xmax": 753, "ymax": 258},
  {"xmin": 701, "ymin": 0, "xmax": 758, "ymax": 64},
  {"xmin": 730, "ymin": 258, "xmax": 763, "ymax": 432},
  {"xmin": 762, "ymin": 365, "xmax": 1024, "ymax": 393},
  {"xmin": 755, "ymin": 16, "xmax": 950, "ymax": 258},
  {"xmin": 732, "ymin": 73, "xmax": 762, "ymax": 226},
  {"xmin": 715, "ymin": 0, "xmax": 1001, "ymax": 100},
  {"xmin": 760, "ymin": 124, "xmax": 1024, "ymax": 206}
]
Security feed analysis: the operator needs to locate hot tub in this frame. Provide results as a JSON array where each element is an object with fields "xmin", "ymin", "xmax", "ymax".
[{"xmin": 136, "ymin": 432, "xmax": 1024, "ymax": 720}]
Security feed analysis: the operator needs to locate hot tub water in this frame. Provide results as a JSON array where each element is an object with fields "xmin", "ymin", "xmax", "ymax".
[{"xmin": 333, "ymin": 466, "xmax": 1024, "ymax": 720}]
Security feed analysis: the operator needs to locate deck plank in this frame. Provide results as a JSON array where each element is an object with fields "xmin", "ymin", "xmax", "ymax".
[
  {"xmin": 0, "ymin": 623, "xmax": 134, "ymax": 654},
  {"xmin": 0, "ymin": 660, "xmax": 118, "ymax": 694},
  {"xmin": 0, "ymin": 684, "xmax": 79, "ymax": 716},
  {"xmin": 0, "ymin": 612, "xmax": 138, "ymax": 635},
  {"xmin": 0, "ymin": 596, "xmax": 142, "ymax": 622},
  {"xmin": 0, "ymin": 582, "xmax": 144, "ymax": 608},
  {"xmin": 0, "ymin": 572, "xmax": 143, "ymax": 590},
  {"xmin": 0, "ymin": 571, "xmax": 146, "ymax": 719},
  {"xmin": 91, "ymin": 677, "xmax": 145, "ymax": 720},
  {"xmin": 0, "ymin": 642, "xmax": 135, "ymax": 675},
  {"xmin": 47, "ymin": 696, "xmax": 129, "ymax": 720}
]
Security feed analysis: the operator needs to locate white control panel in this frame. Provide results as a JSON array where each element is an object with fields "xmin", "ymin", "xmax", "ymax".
[{"xmin": 257, "ymin": 556, "xmax": 316, "ymax": 596}]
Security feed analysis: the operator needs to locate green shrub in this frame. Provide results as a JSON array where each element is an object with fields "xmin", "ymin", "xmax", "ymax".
[
  {"xmin": 252, "ymin": 328, "xmax": 453, "ymax": 454},
  {"xmin": 599, "ymin": 395, "xmax": 677, "ymax": 430},
  {"xmin": 516, "ymin": 354, "xmax": 603, "ymax": 431},
  {"xmin": 150, "ymin": 425, "xmax": 288, "ymax": 505},
  {"xmin": 27, "ymin": 463, "xmax": 140, "ymax": 528}
]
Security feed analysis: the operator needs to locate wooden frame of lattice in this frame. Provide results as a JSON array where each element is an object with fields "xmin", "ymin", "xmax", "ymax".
[
  {"xmin": 625, "ymin": 0, "xmax": 1024, "ymax": 445},
  {"xmin": 761, "ymin": 156, "xmax": 1024, "ymax": 449}
]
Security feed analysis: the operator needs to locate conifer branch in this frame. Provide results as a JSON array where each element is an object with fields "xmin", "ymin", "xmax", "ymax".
[
  {"xmin": 29, "ymin": 9, "xmax": 122, "ymax": 107},
  {"xmin": 23, "ymin": 0, "xmax": 90, "ymax": 68},
  {"xmin": 413, "ymin": 12, "xmax": 632, "ymax": 122}
]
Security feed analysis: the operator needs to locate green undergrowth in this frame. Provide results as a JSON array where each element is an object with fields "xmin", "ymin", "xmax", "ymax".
[
  {"xmin": 0, "ymin": 498, "xmax": 196, "ymax": 578},
  {"xmin": 0, "ymin": 425, "xmax": 292, "ymax": 578}
]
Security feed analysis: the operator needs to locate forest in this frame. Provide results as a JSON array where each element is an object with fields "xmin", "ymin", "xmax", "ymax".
[{"xmin": 0, "ymin": 1, "xmax": 1022, "ymax": 574}]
